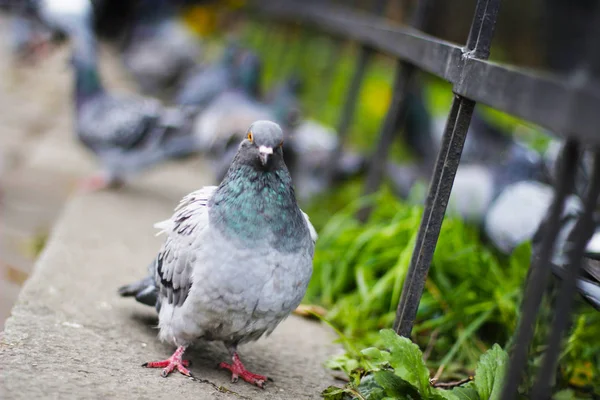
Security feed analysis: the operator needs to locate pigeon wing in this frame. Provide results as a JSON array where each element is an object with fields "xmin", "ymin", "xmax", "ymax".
[
  {"xmin": 154, "ymin": 186, "xmax": 218, "ymax": 307},
  {"xmin": 78, "ymin": 95, "xmax": 161, "ymax": 151},
  {"xmin": 301, "ymin": 209, "xmax": 318, "ymax": 246}
]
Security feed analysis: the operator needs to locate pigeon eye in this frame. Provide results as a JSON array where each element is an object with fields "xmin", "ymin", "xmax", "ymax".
[{"xmin": 247, "ymin": 132, "xmax": 253, "ymax": 142}]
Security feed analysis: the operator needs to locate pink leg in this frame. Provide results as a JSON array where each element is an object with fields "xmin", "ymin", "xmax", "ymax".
[
  {"xmin": 143, "ymin": 346, "xmax": 192, "ymax": 378},
  {"xmin": 77, "ymin": 173, "xmax": 124, "ymax": 192},
  {"xmin": 219, "ymin": 352, "xmax": 267, "ymax": 388},
  {"xmin": 78, "ymin": 173, "xmax": 111, "ymax": 193}
]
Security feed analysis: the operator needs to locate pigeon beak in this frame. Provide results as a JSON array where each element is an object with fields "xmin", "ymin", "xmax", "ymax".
[{"xmin": 259, "ymin": 145, "xmax": 273, "ymax": 166}]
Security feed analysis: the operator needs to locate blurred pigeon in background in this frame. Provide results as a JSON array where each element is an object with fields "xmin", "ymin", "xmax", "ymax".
[
  {"xmin": 119, "ymin": 121, "xmax": 317, "ymax": 387},
  {"xmin": 534, "ymin": 204, "xmax": 600, "ymax": 310},
  {"xmin": 287, "ymin": 119, "xmax": 367, "ymax": 201},
  {"xmin": 68, "ymin": 12, "xmax": 199, "ymax": 191},
  {"xmin": 121, "ymin": 0, "xmax": 202, "ymax": 95},
  {"xmin": 174, "ymin": 44, "xmax": 261, "ymax": 108},
  {"xmin": 192, "ymin": 75, "xmax": 301, "ymax": 180}
]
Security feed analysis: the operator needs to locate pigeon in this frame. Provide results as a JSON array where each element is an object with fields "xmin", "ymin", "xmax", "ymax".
[
  {"xmin": 533, "ymin": 206, "xmax": 600, "ymax": 311},
  {"xmin": 388, "ymin": 136, "xmax": 545, "ymax": 228},
  {"xmin": 191, "ymin": 77, "xmax": 302, "ymax": 181},
  {"xmin": 122, "ymin": 1, "xmax": 202, "ymax": 95},
  {"xmin": 36, "ymin": 0, "xmax": 93, "ymax": 36},
  {"xmin": 119, "ymin": 121, "xmax": 317, "ymax": 387},
  {"xmin": 286, "ymin": 119, "xmax": 367, "ymax": 201},
  {"xmin": 175, "ymin": 45, "xmax": 261, "ymax": 108},
  {"xmin": 70, "ymin": 22, "xmax": 199, "ymax": 191}
]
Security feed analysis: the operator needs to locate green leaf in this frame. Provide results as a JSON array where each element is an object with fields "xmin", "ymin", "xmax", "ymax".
[
  {"xmin": 358, "ymin": 374, "xmax": 387, "ymax": 400},
  {"xmin": 373, "ymin": 370, "xmax": 423, "ymax": 399},
  {"xmin": 474, "ymin": 344, "xmax": 509, "ymax": 400},
  {"xmin": 361, "ymin": 347, "xmax": 392, "ymax": 370},
  {"xmin": 430, "ymin": 392, "xmax": 458, "ymax": 400},
  {"xmin": 552, "ymin": 389, "xmax": 576, "ymax": 400},
  {"xmin": 322, "ymin": 386, "xmax": 350, "ymax": 400},
  {"xmin": 447, "ymin": 386, "xmax": 480, "ymax": 400},
  {"xmin": 379, "ymin": 329, "xmax": 431, "ymax": 397}
]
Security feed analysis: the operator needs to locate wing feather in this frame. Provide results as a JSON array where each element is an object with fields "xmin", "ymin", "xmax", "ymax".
[{"xmin": 154, "ymin": 186, "xmax": 218, "ymax": 307}]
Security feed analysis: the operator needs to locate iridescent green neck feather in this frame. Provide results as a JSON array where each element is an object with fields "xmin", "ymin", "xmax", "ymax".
[{"xmin": 210, "ymin": 158, "xmax": 309, "ymax": 253}]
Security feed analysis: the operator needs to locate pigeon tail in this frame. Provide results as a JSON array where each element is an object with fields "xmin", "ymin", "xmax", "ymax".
[{"xmin": 118, "ymin": 275, "xmax": 157, "ymax": 308}]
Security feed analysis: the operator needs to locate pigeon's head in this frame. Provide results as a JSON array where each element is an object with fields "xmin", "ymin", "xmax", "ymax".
[{"xmin": 239, "ymin": 120, "xmax": 285, "ymax": 169}]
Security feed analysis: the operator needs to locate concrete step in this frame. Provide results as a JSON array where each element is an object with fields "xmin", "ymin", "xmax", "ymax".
[{"xmin": 0, "ymin": 163, "xmax": 341, "ymax": 399}]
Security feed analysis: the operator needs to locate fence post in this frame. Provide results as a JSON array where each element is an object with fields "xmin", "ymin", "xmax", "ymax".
[
  {"xmin": 502, "ymin": 2, "xmax": 600, "ymax": 396},
  {"xmin": 498, "ymin": 141, "xmax": 578, "ymax": 400},
  {"xmin": 532, "ymin": 150, "xmax": 600, "ymax": 399},
  {"xmin": 357, "ymin": 0, "xmax": 432, "ymax": 222},
  {"xmin": 325, "ymin": 0, "xmax": 388, "ymax": 184},
  {"xmin": 393, "ymin": 0, "xmax": 502, "ymax": 338}
]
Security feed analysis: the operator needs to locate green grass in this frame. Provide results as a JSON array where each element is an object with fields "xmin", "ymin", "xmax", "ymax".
[{"xmin": 303, "ymin": 185, "xmax": 600, "ymax": 396}]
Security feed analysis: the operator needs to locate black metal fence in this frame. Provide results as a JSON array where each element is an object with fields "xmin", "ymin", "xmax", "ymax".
[{"xmin": 247, "ymin": 0, "xmax": 600, "ymax": 398}]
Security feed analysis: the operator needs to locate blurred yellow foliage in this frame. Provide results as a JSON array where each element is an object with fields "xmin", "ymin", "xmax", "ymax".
[
  {"xmin": 181, "ymin": 0, "xmax": 246, "ymax": 37},
  {"xmin": 362, "ymin": 79, "xmax": 391, "ymax": 119},
  {"xmin": 568, "ymin": 361, "xmax": 594, "ymax": 388},
  {"xmin": 181, "ymin": 5, "xmax": 218, "ymax": 36}
]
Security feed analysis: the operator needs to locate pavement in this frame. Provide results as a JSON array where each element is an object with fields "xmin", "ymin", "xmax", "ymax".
[{"xmin": 0, "ymin": 15, "xmax": 342, "ymax": 399}]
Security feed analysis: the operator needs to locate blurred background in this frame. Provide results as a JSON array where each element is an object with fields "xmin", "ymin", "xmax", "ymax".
[{"xmin": 1, "ymin": 0, "xmax": 599, "ymax": 396}]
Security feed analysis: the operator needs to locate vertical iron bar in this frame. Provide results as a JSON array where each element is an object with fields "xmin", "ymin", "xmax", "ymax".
[
  {"xmin": 358, "ymin": 64, "xmax": 415, "ymax": 222},
  {"xmin": 317, "ymin": 0, "xmax": 357, "ymax": 119},
  {"xmin": 393, "ymin": 0, "xmax": 502, "ymax": 337},
  {"xmin": 499, "ymin": 140, "xmax": 580, "ymax": 400},
  {"xmin": 325, "ymin": 0, "xmax": 388, "ymax": 184},
  {"xmin": 393, "ymin": 96, "xmax": 475, "ymax": 335},
  {"xmin": 358, "ymin": 0, "xmax": 432, "ymax": 221},
  {"xmin": 531, "ymin": 150, "xmax": 600, "ymax": 399}
]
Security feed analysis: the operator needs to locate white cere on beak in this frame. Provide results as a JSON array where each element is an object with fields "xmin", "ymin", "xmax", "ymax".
[
  {"xmin": 258, "ymin": 145, "xmax": 274, "ymax": 165},
  {"xmin": 258, "ymin": 146, "xmax": 274, "ymax": 155}
]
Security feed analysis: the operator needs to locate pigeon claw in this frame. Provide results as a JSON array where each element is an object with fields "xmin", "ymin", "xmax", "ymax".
[
  {"xmin": 77, "ymin": 174, "xmax": 111, "ymax": 193},
  {"xmin": 78, "ymin": 172, "xmax": 126, "ymax": 193},
  {"xmin": 143, "ymin": 346, "xmax": 192, "ymax": 378},
  {"xmin": 219, "ymin": 353, "xmax": 267, "ymax": 388}
]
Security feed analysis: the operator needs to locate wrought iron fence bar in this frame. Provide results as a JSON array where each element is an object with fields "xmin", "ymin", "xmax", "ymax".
[
  {"xmin": 500, "ymin": 140, "xmax": 580, "ymax": 400},
  {"xmin": 393, "ymin": 0, "xmax": 501, "ymax": 337},
  {"xmin": 325, "ymin": 0, "xmax": 387, "ymax": 183},
  {"xmin": 358, "ymin": 64, "xmax": 416, "ymax": 222},
  {"xmin": 327, "ymin": 47, "xmax": 372, "ymax": 180},
  {"xmin": 531, "ymin": 149, "xmax": 600, "ymax": 399},
  {"xmin": 466, "ymin": 0, "xmax": 501, "ymax": 58},
  {"xmin": 359, "ymin": 0, "xmax": 433, "ymax": 220},
  {"xmin": 393, "ymin": 95, "xmax": 475, "ymax": 336},
  {"xmin": 249, "ymin": 0, "xmax": 600, "ymax": 146},
  {"xmin": 317, "ymin": 0, "xmax": 357, "ymax": 119}
]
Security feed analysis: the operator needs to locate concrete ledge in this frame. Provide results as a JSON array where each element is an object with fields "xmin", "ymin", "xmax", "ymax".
[{"xmin": 0, "ymin": 171, "xmax": 340, "ymax": 399}]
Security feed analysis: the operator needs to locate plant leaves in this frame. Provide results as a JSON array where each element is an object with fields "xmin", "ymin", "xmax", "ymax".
[
  {"xmin": 446, "ymin": 386, "xmax": 480, "ymax": 400},
  {"xmin": 322, "ymin": 385, "xmax": 350, "ymax": 400},
  {"xmin": 373, "ymin": 370, "xmax": 423, "ymax": 399},
  {"xmin": 474, "ymin": 344, "xmax": 508, "ymax": 400},
  {"xmin": 379, "ymin": 329, "xmax": 432, "ymax": 397},
  {"xmin": 361, "ymin": 347, "xmax": 392, "ymax": 370},
  {"xmin": 552, "ymin": 389, "xmax": 576, "ymax": 400},
  {"xmin": 358, "ymin": 374, "xmax": 386, "ymax": 400}
]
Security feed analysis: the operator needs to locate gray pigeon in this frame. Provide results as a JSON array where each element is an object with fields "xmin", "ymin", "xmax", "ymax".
[
  {"xmin": 70, "ymin": 27, "xmax": 199, "ymax": 191},
  {"xmin": 119, "ymin": 121, "xmax": 317, "ymax": 387}
]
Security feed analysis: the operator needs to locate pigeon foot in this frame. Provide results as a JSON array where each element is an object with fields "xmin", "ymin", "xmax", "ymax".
[
  {"xmin": 219, "ymin": 352, "xmax": 267, "ymax": 388},
  {"xmin": 143, "ymin": 346, "xmax": 192, "ymax": 378},
  {"xmin": 78, "ymin": 174, "xmax": 124, "ymax": 192}
]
